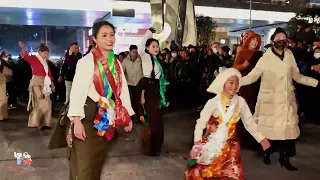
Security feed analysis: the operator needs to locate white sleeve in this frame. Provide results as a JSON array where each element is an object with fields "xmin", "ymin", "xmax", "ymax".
[
  {"xmin": 194, "ymin": 99, "xmax": 215, "ymax": 142},
  {"xmin": 67, "ymin": 55, "xmax": 94, "ymax": 121},
  {"xmin": 239, "ymin": 97, "xmax": 264, "ymax": 143},
  {"xmin": 138, "ymin": 30, "xmax": 153, "ymax": 58}
]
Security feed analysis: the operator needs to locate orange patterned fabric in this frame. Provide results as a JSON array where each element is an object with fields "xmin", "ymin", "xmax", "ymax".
[{"xmin": 186, "ymin": 95, "xmax": 245, "ymax": 180}]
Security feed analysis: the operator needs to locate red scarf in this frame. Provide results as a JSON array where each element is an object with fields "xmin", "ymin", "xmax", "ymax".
[{"xmin": 92, "ymin": 48, "xmax": 130, "ymax": 141}]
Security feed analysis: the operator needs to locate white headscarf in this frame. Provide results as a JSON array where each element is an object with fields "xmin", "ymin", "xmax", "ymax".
[
  {"xmin": 196, "ymin": 68, "xmax": 242, "ymax": 165},
  {"xmin": 207, "ymin": 68, "xmax": 242, "ymax": 94}
]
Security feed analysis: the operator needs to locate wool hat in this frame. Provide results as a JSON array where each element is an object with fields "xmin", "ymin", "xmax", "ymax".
[
  {"xmin": 270, "ymin": 27, "xmax": 287, "ymax": 41},
  {"xmin": 207, "ymin": 68, "xmax": 242, "ymax": 94}
]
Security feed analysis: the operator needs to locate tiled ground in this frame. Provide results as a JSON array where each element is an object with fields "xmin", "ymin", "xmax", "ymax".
[{"xmin": 0, "ymin": 106, "xmax": 320, "ymax": 180}]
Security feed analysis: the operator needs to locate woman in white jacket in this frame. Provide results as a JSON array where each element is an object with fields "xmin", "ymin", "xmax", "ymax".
[{"xmin": 138, "ymin": 27, "xmax": 169, "ymax": 156}]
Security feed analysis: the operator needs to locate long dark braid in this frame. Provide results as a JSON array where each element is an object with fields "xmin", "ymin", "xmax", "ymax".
[
  {"xmin": 145, "ymin": 50, "xmax": 156, "ymax": 80},
  {"xmin": 145, "ymin": 38, "xmax": 159, "ymax": 81}
]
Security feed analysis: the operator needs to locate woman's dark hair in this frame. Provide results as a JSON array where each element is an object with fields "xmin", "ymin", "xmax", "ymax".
[
  {"xmin": 145, "ymin": 38, "xmax": 159, "ymax": 80},
  {"xmin": 39, "ymin": 43, "xmax": 49, "ymax": 52},
  {"xmin": 92, "ymin": 21, "xmax": 115, "ymax": 38},
  {"xmin": 85, "ymin": 45, "xmax": 94, "ymax": 55},
  {"xmin": 145, "ymin": 38, "xmax": 159, "ymax": 50}
]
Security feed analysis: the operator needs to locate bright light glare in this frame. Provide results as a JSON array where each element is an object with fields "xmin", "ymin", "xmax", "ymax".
[
  {"xmin": 49, "ymin": 56, "xmax": 61, "ymax": 60},
  {"xmin": 195, "ymin": 6, "xmax": 295, "ymax": 22},
  {"xmin": 0, "ymin": 1, "xmax": 295, "ymax": 22},
  {"xmin": 11, "ymin": 55, "xmax": 61, "ymax": 60},
  {"xmin": 220, "ymin": 39, "xmax": 226, "ymax": 44},
  {"xmin": 88, "ymin": 28, "xmax": 92, "ymax": 36},
  {"xmin": 120, "ymin": 23, "xmax": 150, "ymax": 29},
  {"xmin": 26, "ymin": 10, "xmax": 33, "ymax": 19},
  {"xmin": 0, "ymin": 0, "xmax": 151, "ymax": 13},
  {"xmin": 27, "ymin": 20, "xmax": 34, "ymax": 25}
]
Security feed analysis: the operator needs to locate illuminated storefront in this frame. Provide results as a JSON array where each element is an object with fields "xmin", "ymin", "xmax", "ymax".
[{"xmin": 87, "ymin": 22, "xmax": 151, "ymax": 54}]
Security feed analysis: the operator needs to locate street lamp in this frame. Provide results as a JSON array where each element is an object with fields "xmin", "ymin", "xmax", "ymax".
[{"xmin": 249, "ymin": 0, "xmax": 252, "ymax": 30}]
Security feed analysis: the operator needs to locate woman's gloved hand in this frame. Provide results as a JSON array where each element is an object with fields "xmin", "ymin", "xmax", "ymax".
[{"xmin": 149, "ymin": 27, "xmax": 156, "ymax": 33}]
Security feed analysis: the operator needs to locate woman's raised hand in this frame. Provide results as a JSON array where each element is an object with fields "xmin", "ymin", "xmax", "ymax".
[
  {"xmin": 149, "ymin": 27, "xmax": 156, "ymax": 33},
  {"xmin": 18, "ymin": 41, "xmax": 25, "ymax": 49}
]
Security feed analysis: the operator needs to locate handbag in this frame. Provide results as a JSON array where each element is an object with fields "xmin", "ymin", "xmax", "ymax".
[{"xmin": 48, "ymin": 103, "xmax": 70, "ymax": 149}]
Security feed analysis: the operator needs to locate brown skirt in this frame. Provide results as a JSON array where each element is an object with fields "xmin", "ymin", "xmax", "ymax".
[
  {"xmin": 27, "ymin": 76, "xmax": 52, "ymax": 127},
  {"xmin": 69, "ymin": 97, "xmax": 108, "ymax": 180},
  {"xmin": 139, "ymin": 77, "xmax": 164, "ymax": 156}
]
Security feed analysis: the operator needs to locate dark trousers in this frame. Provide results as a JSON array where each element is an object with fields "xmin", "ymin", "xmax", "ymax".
[
  {"xmin": 167, "ymin": 81, "xmax": 177, "ymax": 106},
  {"xmin": 177, "ymin": 81, "xmax": 192, "ymax": 107},
  {"xmin": 50, "ymin": 92, "xmax": 57, "ymax": 113},
  {"xmin": 128, "ymin": 85, "xmax": 143, "ymax": 121},
  {"xmin": 268, "ymin": 139, "xmax": 296, "ymax": 157},
  {"xmin": 139, "ymin": 78, "xmax": 164, "ymax": 155},
  {"xmin": 6, "ymin": 81, "xmax": 17, "ymax": 105}
]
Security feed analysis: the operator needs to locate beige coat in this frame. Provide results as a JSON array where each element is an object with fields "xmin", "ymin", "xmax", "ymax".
[
  {"xmin": 242, "ymin": 48, "xmax": 318, "ymax": 140},
  {"xmin": 122, "ymin": 56, "xmax": 143, "ymax": 86}
]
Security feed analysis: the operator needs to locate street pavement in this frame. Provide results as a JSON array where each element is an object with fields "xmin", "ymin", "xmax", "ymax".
[{"xmin": 0, "ymin": 105, "xmax": 320, "ymax": 180}]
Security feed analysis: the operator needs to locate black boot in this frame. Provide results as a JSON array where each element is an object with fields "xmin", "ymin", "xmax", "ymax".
[
  {"xmin": 279, "ymin": 152, "xmax": 298, "ymax": 171},
  {"xmin": 263, "ymin": 148, "xmax": 272, "ymax": 165}
]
